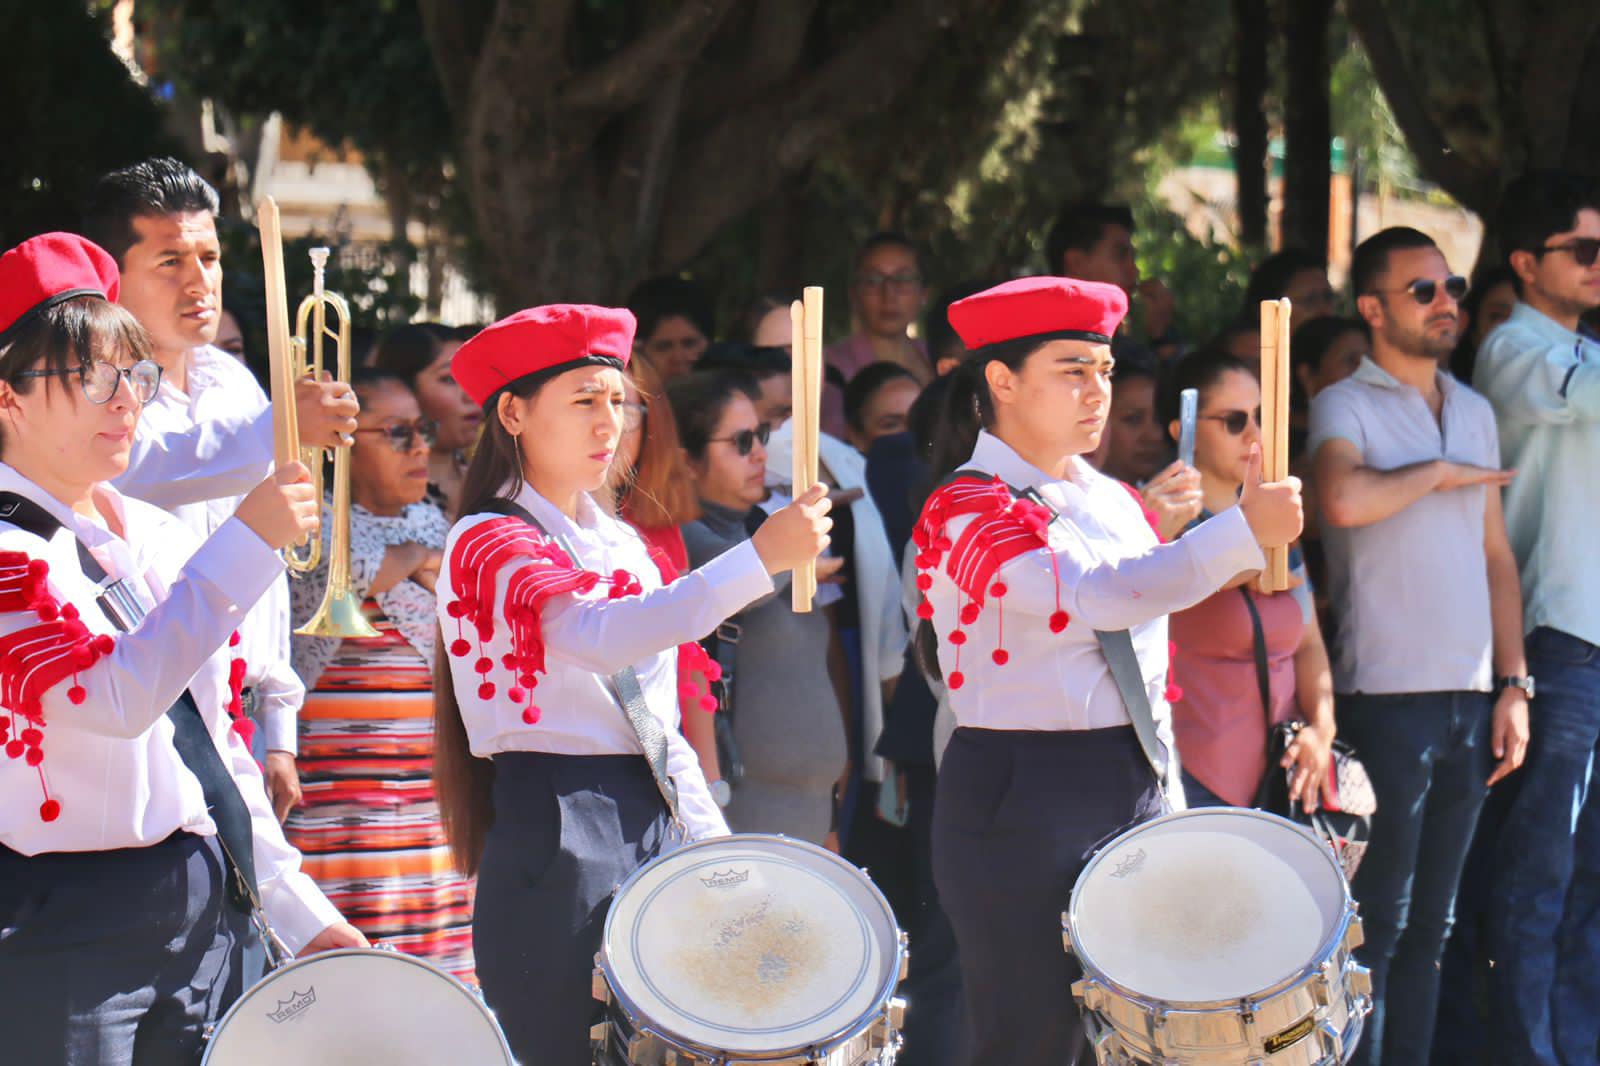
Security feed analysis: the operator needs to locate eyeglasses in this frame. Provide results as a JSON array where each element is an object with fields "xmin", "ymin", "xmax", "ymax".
[
  {"xmin": 620, "ymin": 401, "xmax": 648, "ymax": 433},
  {"xmin": 856, "ymin": 273, "xmax": 923, "ymax": 292},
  {"xmin": 353, "ymin": 418, "xmax": 437, "ymax": 453},
  {"xmin": 14, "ymin": 359, "xmax": 163, "ymax": 405},
  {"xmin": 709, "ymin": 422, "xmax": 771, "ymax": 456},
  {"xmin": 1368, "ymin": 276, "xmax": 1468, "ymax": 305},
  {"xmin": 1539, "ymin": 238, "xmax": 1600, "ymax": 268},
  {"xmin": 1199, "ymin": 408, "xmax": 1262, "ymax": 435}
]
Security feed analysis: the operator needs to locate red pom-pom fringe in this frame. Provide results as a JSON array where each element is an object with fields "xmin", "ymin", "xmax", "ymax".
[
  {"xmin": 992, "ymin": 649, "xmax": 1010, "ymax": 666},
  {"xmin": 1049, "ymin": 611, "xmax": 1071, "ymax": 633},
  {"xmin": 948, "ymin": 671, "xmax": 966, "ymax": 690}
]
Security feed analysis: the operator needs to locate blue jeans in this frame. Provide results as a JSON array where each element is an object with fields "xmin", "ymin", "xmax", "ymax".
[
  {"xmin": 1337, "ymin": 690, "xmax": 1492, "ymax": 1066},
  {"xmin": 1181, "ymin": 768, "xmax": 1233, "ymax": 808},
  {"xmin": 1489, "ymin": 626, "xmax": 1600, "ymax": 1065}
]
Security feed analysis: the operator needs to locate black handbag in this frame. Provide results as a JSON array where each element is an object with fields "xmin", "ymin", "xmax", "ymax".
[{"xmin": 1241, "ymin": 586, "xmax": 1375, "ymax": 879}]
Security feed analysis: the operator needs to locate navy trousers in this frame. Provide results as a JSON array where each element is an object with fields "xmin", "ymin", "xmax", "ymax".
[
  {"xmin": 932, "ymin": 726, "xmax": 1163, "ymax": 1066},
  {"xmin": 473, "ymin": 751, "xmax": 672, "ymax": 1066},
  {"xmin": 0, "ymin": 833, "xmax": 257, "ymax": 1066}
]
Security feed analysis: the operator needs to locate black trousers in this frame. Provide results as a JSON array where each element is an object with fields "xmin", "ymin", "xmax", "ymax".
[
  {"xmin": 932, "ymin": 726, "xmax": 1162, "ymax": 1066},
  {"xmin": 0, "ymin": 833, "xmax": 258, "ymax": 1066},
  {"xmin": 474, "ymin": 751, "xmax": 671, "ymax": 1066}
]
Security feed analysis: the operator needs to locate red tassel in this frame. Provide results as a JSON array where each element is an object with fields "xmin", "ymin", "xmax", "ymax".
[
  {"xmin": 39, "ymin": 799, "xmax": 60, "ymax": 822},
  {"xmin": 992, "ymin": 649, "xmax": 1009, "ymax": 665},
  {"xmin": 949, "ymin": 671, "xmax": 966, "ymax": 690},
  {"xmin": 916, "ymin": 600, "xmax": 934, "ymax": 620},
  {"xmin": 1049, "ymin": 611, "xmax": 1071, "ymax": 633}
]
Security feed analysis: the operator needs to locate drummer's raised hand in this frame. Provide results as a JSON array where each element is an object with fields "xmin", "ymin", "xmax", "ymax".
[
  {"xmin": 751, "ymin": 483, "xmax": 833, "ymax": 574},
  {"xmin": 298, "ymin": 920, "xmax": 369, "ymax": 957},
  {"xmin": 1238, "ymin": 444, "xmax": 1303, "ymax": 548}
]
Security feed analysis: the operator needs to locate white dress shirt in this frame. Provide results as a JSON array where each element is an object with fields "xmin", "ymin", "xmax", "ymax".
[
  {"xmin": 925, "ymin": 433, "xmax": 1264, "ymax": 801},
  {"xmin": 438, "ymin": 482, "xmax": 776, "ymax": 841},
  {"xmin": 0, "ymin": 464, "xmax": 341, "ymax": 953},
  {"xmin": 117, "ymin": 345, "xmax": 303, "ymax": 753}
]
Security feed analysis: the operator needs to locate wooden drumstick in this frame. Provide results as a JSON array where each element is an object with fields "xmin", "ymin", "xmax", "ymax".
[
  {"xmin": 1258, "ymin": 297, "xmax": 1292, "ymax": 593},
  {"xmin": 791, "ymin": 287, "xmax": 825, "ymax": 611}
]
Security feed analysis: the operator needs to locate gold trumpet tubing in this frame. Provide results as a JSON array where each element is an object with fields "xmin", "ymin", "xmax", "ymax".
[{"xmin": 295, "ymin": 444, "xmax": 378, "ymax": 638}]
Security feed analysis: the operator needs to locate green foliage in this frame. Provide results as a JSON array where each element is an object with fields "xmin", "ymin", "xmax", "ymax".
[
  {"xmin": 0, "ymin": 4, "xmax": 177, "ymax": 247},
  {"xmin": 1130, "ymin": 198, "xmax": 1251, "ymax": 343}
]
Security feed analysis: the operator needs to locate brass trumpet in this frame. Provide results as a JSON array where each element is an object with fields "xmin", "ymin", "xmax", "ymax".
[{"xmin": 257, "ymin": 198, "xmax": 378, "ymax": 639}]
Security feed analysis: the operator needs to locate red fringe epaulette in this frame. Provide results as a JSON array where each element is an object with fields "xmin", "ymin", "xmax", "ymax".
[
  {"xmin": 445, "ymin": 518, "xmax": 642, "ymax": 723},
  {"xmin": 912, "ymin": 476, "xmax": 1071, "ymax": 690},
  {"xmin": 642, "ymin": 543, "xmax": 721, "ymax": 714},
  {"xmin": 0, "ymin": 551, "xmax": 115, "ymax": 821},
  {"xmin": 225, "ymin": 630, "xmax": 254, "ymax": 750}
]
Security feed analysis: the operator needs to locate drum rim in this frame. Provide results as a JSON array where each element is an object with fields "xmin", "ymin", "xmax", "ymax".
[
  {"xmin": 598, "ymin": 832, "xmax": 905, "ymax": 1059},
  {"xmin": 200, "ymin": 946, "xmax": 515, "ymax": 1064},
  {"xmin": 1064, "ymin": 807, "xmax": 1355, "ymax": 1011}
]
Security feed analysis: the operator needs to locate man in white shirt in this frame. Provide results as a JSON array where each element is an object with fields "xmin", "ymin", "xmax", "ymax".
[{"xmin": 83, "ymin": 158, "xmax": 359, "ymax": 817}]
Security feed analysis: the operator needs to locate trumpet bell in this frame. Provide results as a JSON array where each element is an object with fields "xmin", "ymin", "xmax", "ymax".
[{"xmin": 294, "ymin": 591, "xmax": 380, "ymax": 639}]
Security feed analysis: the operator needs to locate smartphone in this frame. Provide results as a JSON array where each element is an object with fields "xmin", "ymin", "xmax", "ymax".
[{"xmin": 1178, "ymin": 388, "xmax": 1198, "ymax": 468}]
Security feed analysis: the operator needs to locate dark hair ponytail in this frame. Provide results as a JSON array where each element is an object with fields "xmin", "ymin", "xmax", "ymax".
[{"xmin": 431, "ymin": 373, "xmax": 548, "ymax": 876}]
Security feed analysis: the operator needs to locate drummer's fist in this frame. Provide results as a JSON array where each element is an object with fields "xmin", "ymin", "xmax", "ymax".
[
  {"xmin": 751, "ymin": 483, "xmax": 833, "ymax": 575},
  {"xmin": 298, "ymin": 921, "xmax": 369, "ymax": 957},
  {"xmin": 1239, "ymin": 444, "xmax": 1303, "ymax": 548}
]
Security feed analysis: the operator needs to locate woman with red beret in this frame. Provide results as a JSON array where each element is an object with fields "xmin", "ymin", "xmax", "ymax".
[
  {"xmin": 431, "ymin": 304, "xmax": 831, "ymax": 1064},
  {"xmin": 911, "ymin": 276, "xmax": 1304, "ymax": 1064},
  {"xmin": 0, "ymin": 233, "xmax": 363, "ymax": 1063}
]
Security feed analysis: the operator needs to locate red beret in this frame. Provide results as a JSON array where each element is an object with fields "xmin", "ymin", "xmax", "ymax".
[
  {"xmin": 0, "ymin": 233, "xmax": 120, "ymax": 346},
  {"xmin": 948, "ymin": 276, "xmax": 1127, "ymax": 351},
  {"xmin": 454, "ymin": 304, "xmax": 635, "ymax": 408}
]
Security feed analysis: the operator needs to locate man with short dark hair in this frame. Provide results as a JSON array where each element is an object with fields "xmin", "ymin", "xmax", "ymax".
[
  {"xmin": 1473, "ymin": 169, "xmax": 1600, "ymax": 1066},
  {"xmin": 1310, "ymin": 226, "xmax": 1529, "ymax": 1065},
  {"xmin": 85, "ymin": 157, "xmax": 360, "ymax": 820}
]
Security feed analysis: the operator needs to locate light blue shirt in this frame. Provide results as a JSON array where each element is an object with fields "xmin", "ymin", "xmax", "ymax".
[{"xmin": 1474, "ymin": 301, "xmax": 1600, "ymax": 646}]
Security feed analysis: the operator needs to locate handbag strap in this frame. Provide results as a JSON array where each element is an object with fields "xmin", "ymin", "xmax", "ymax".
[
  {"xmin": 478, "ymin": 498, "xmax": 682, "ymax": 830},
  {"xmin": 1238, "ymin": 586, "xmax": 1273, "ymax": 731}
]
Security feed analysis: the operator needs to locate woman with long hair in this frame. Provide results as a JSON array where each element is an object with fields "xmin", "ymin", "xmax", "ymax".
[
  {"xmin": 285, "ymin": 367, "xmax": 475, "ymax": 982},
  {"xmin": 913, "ymin": 277, "xmax": 1302, "ymax": 1065},
  {"xmin": 431, "ymin": 305, "xmax": 830, "ymax": 1065}
]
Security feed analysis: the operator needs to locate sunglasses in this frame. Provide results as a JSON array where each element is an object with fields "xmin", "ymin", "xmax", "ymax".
[
  {"xmin": 354, "ymin": 418, "xmax": 438, "ymax": 453},
  {"xmin": 15, "ymin": 358, "xmax": 164, "ymax": 405},
  {"xmin": 710, "ymin": 422, "xmax": 771, "ymax": 456},
  {"xmin": 1369, "ymin": 276, "xmax": 1468, "ymax": 305},
  {"xmin": 1199, "ymin": 408, "xmax": 1262, "ymax": 435},
  {"xmin": 1540, "ymin": 238, "xmax": 1600, "ymax": 269}
]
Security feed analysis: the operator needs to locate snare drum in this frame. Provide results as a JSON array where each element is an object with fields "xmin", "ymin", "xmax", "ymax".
[
  {"xmin": 592, "ymin": 834, "xmax": 908, "ymax": 1064},
  {"xmin": 202, "ymin": 948, "xmax": 514, "ymax": 1065},
  {"xmin": 1063, "ymin": 808, "xmax": 1372, "ymax": 1065}
]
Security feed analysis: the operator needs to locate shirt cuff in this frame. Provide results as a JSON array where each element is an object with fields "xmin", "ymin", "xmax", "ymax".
[
  {"xmin": 700, "ymin": 539, "xmax": 775, "ymax": 617},
  {"xmin": 258, "ymin": 867, "xmax": 344, "ymax": 955},
  {"xmin": 187, "ymin": 517, "xmax": 286, "ymax": 617},
  {"xmin": 1184, "ymin": 506, "xmax": 1267, "ymax": 586},
  {"xmin": 261, "ymin": 703, "xmax": 298, "ymax": 755}
]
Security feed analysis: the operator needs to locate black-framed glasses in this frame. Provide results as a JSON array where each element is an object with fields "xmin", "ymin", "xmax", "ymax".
[
  {"xmin": 353, "ymin": 417, "xmax": 437, "ymax": 453},
  {"xmin": 620, "ymin": 401, "xmax": 648, "ymax": 433},
  {"xmin": 856, "ymin": 272, "xmax": 923, "ymax": 292},
  {"xmin": 709, "ymin": 422, "xmax": 771, "ymax": 456},
  {"xmin": 14, "ymin": 359, "xmax": 163, "ymax": 405},
  {"xmin": 1539, "ymin": 238, "xmax": 1600, "ymax": 268},
  {"xmin": 1368, "ymin": 276, "xmax": 1468, "ymax": 305},
  {"xmin": 1199, "ymin": 408, "xmax": 1262, "ymax": 435}
]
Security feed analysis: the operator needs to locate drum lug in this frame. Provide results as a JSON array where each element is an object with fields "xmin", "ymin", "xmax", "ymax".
[
  {"xmin": 1070, "ymin": 977, "xmax": 1097, "ymax": 1013},
  {"xmin": 1344, "ymin": 913, "xmax": 1365, "ymax": 951},
  {"xmin": 1347, "ymin": 963, "xmax": 1373, "ymax": 999},
  {"xmin": 898, "ymin": 930, "xmax": 911, "ymax": 983},
  {"xmin": 1060, "ymin": 911, "xmax": 1073, "ymax": 956},
  {"xmin": 592, "ymin": 961, "xmax": 610, "ymax": 1005},
  {"xmin": 887, "ymin": 996, "xmax": 906, "ymax": 1032},
  {"xmin": 589, "ymin": 1020, "xmax": 609, "ymax": 1052}
]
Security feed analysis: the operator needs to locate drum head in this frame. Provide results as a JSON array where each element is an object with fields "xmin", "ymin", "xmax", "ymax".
[
  {"xmin": 601, "ymin": 834, "xmax": 901, "ymax": 1056},
  {"xmin": 202, "ymin": 949, "xmax": 513, "ymax": 1065},
  {"xmin": 1069, "ymin": 808, "xmax": 1347, "ymax": 1004}
]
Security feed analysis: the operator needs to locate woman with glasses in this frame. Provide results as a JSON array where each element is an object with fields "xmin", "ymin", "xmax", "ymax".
[
  {"xmin": 672, "ymin": 371, "xmax": 850, "ymax": 846},
  {"xmin": 1158, "ymin": 349, "xmax": 1336, "ymax": 810},
  {"xmin": 430, "ymin": 306, "xmax": 830, "ymax": 1065},
  {"xmin": 373, "ymin": 322, "xmax": 480, "ymax": 516},
  {"xmin": 0, "ymin": 235, "xmax": 363, "ymax": 1061},
  {"xmin": 283, "ymin": 367, "xmax": 476, "ymax": 982}
]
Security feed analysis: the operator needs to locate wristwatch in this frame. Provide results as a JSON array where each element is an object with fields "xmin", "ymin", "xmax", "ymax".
[
  {"xmin": 1498, "ymin": 675, "xmax": 1536, "ymax": 700},
  {"xmin": 708, "ymin": 779, "xmax": 732, "ymax": 808}
]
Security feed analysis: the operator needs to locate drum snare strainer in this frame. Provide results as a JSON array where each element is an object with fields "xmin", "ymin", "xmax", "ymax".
[
  {"xmin": 1064, "ymin": 808, "xmax": 1372, "ymax": 1065},
  {"xmin": 593, "ymin": 834, "xmax": 907, "ymax": 1064}
]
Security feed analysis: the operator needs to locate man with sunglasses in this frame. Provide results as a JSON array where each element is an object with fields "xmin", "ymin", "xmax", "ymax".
[
  {"xmin": 1307, "ymin": 226, "xmax": 1530, "ymax": 1066},
  {"xmin": 1472, "ymin": 171, "xmax": 1600, "ymax": 1066},
  {"xmin": 83, "ymin": 158, "xmax": 357, "ymax": 821}
]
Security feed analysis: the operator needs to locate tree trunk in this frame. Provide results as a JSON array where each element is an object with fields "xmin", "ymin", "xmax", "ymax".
[
  {"xmin": 1280, "ymin": 0, "xmax": 1331, "ymax": 256},
  {"xmin": 1232, "ymin": 0, "xmax": 1269, "ymax": 249}
]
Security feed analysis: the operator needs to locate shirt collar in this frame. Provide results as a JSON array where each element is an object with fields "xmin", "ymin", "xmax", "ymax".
[
  {"xmin": 0, "ymin": 462, "xmax": 131, "ymax": 551},
  {"xmin": 509, "ymin": 480, "xmax": 617, "ymax": 542},
  {"xmin": 968, "ymin": 429, "xmax": 1096, "ymax": 495},
  {"xmin": 1349, "ymin": 354, "xmax": 1457, "ymax": 399}
]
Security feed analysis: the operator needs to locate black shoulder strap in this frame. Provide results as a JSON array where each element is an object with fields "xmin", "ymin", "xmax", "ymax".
[
  {"xmin": 479, "ymin": 496, "xmax": 540, "ymax": 527},
  {"xmin": 0, "ymin": 492, "xmax": 107, "ymax": 582},
  {"xmin": 1239, "ymin": 586, "xmax": 1274, "ymax": 729}
]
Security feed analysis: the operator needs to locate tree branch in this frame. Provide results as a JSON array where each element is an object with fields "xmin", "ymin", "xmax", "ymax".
[
  {"xmin": 1345, "ymin": 0, "xmax": 1498, "ymax": 213},
  {"xmin": 683, "ymin": 0, "xmax": 822, "ymax": 121},
  {"xmin": 562, "ymin": 0, "xmax": 738, "ymax": 114},
  {"xmin": 416, "ymin": 0, "xmax": 499, "ymax": 117},
  {"xmin": 1517, "ymin": 7, "xmax": 1600, "ymax": 165}
]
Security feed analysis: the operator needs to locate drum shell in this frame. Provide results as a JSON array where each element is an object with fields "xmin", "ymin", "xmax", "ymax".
[
  {"xmin": 592, "ymin": 834, "xmax": 907, "ymax": 1065},
  {"xmin": 1064, "ymin": 809, "xmax": 1373, "ymax": 1065}
]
